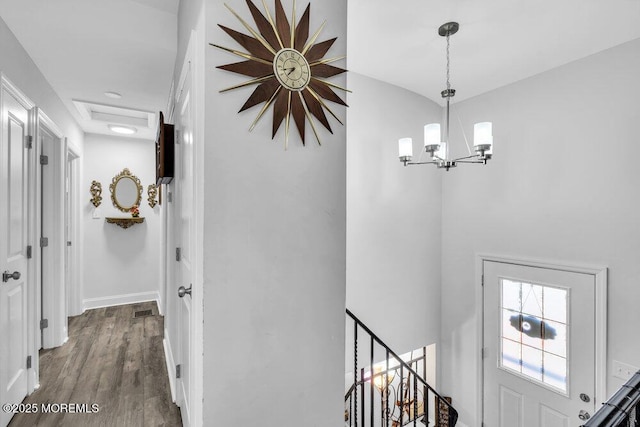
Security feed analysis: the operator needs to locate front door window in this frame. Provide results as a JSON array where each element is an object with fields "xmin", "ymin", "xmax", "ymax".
[{"xmin": 500, "ymin": 279, "xmax": 569, "ymax": 394}]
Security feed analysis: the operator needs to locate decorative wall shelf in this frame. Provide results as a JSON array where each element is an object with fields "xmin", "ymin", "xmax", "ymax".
[{"xmin": 105, "ymin": 217, "xmax": 145, "ymax": 229}]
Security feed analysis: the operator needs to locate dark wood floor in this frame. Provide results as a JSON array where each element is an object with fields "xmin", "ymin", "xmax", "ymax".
[{"xmin": 9, "ymin": 302, "xmax": 182, "ymax": 427}]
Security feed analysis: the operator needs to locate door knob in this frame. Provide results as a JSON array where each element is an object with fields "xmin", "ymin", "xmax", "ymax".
[
  {"xmin": 578, "ymin": 410, "xmax": 591, "ymax": 421},
  {"xmin": 2, "ymin": 271, "xmax": 20, "ymax": 283},
  {"xmin": 178, "ymin": 285, "xmax": 192, "ymax": 298}
]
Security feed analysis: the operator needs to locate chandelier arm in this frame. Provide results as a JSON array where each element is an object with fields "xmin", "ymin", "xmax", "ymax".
[
  {"xmin": 406, "ymin": 161, "xmax": 439, "ymax": 166},
  {"xmin": 453, "ymin": 104, "xmax": 473, "ymax": 156},
  {"xmin": 455, "ymin": 160, "xmax": 487, "ymax": 164},
  {"xmin": 453, "ymin": 154, "xmax": 481, "ymax": 161}
]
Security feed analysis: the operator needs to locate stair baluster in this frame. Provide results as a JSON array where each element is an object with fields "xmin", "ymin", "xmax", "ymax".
[{"xmin": 345, "ymin": 309, "xmax": 458, "ymax": 427}]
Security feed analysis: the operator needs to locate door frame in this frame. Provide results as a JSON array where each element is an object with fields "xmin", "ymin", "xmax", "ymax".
[
  {"xmin": 35, "ymin": 108, "xmax": 67, "ymax": 350},
  {"xmin": 163, "ymin": 28, "xmax": 204, "ymax": 427},
  {"xmin": 475, "ymin": 254, "xmax": 607, "ymax": 426},
  {"xmin": 65, "ymin": 142, "xmax": 81, "ymax": 318}
]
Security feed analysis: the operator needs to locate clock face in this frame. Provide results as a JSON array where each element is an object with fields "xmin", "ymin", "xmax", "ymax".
[
  {"xmin": 212, "ymin": 0, "xmax": 348, "ymax": 147},
  {"xmin": 274, "ymin": 48, "xmax": 311, "ymax": 91}
]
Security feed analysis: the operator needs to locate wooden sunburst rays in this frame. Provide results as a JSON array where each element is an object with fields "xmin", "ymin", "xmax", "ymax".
[{"xmin": 211, "ymin": 0, "xmax": 348, "ymax": 147}]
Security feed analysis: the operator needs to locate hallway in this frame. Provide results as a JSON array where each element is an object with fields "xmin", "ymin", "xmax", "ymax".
[{"xmin": 8, "ymin": 302, "xmax": 181, "ymax": 427}]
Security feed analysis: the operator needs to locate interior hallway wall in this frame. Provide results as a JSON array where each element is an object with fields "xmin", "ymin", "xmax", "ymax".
[
  {"xmin": 0, "ymin": 16, "xmax": 83, "ymax": 153},
  {"xmin": 202, "ymin": 0, "xmax": 347, "ymax": 424},
  {"xmin": 81, "ymin": 134, "xmax": 161, "ymax": 310},
  {"xmin": 440, "ymin": 38, "xmax": 640, "ymax": 426},
  {"xmin": 0, "ymin": 14, "xmax": 85, "ymax": 317},
  {"xmin": 346, "ymin": 72, "xmax": 443, "ymax": 355}
]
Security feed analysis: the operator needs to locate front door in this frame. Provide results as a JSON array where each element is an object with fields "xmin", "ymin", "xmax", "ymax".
[
  {"xmin": 175, "ymin": 64, "xmax": 195, "ymax": 427},
  {"xmin": 483, "ymin": 260, "xmax": 599, "ymax": 426},
  {"xmin": 0, "ymin": 81, "xmax": 31, "ymax": 427}
]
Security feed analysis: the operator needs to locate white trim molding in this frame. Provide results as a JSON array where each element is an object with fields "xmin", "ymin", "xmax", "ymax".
[
  {"xmin": 475, "ymin": 254, "xmax": 607, "ymax": 426},
  {"xmin": 163, "ymin": 331, "xmax": 177, "ymax": 403},
  {"xmin": 65, "ymin": 142, "xmax": 83, "ymax": 317},
  {"xmin": 37, "ymin": 108, "xmax": 67, "ymax": 350},
  {"xmin": 82, "ymin": 291, "xmax": 161, "ymax": 312}
]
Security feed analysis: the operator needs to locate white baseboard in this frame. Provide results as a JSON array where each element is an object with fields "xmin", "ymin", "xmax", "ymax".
[
  {"xmin": 82, "ymin": 291, "xmax": 160, "ymax": 311},
  {"xmin": 164, "ymin": 330, "xmax": 177, "ymax": 403},
  {"xmin": 157, "ymin": 290, "xmax": 164, "ymax": 316}
]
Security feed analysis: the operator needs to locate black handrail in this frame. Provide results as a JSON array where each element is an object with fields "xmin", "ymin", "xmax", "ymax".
[
  {"xmin": 584, "ymin": 371, "xmax": 640, "ymax": 426},
  {"xmin": 346, "ymin": 308, "xmax": 458, "ymax": 426}
]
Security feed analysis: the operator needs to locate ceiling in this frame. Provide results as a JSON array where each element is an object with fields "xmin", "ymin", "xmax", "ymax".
[
  {"xmin": 0, "ymin": 0, "xmax": 178, "ymax": 140},
  {"xmin": 0, "ymin": 0, "xmax": 638, "ymax": 140},
  {"xmin": 348, "ymin": 0, "xmax": 640, "ymax": 104}
]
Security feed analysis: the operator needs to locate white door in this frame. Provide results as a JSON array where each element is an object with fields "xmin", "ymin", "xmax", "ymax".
[
  {"xmin": 175, "ymin": 65, "xmax": 195, "ymax": 427},
  {"xmin": 0, "ymin": 83, "xmax": 31, "ymax": 427},
  {"xmin": 483, "ymin": 260, "xmax": 598, "ymax": 427}
]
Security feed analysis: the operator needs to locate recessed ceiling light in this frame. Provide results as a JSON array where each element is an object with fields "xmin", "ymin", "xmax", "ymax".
[
  {"xmin": 104, "ymin": 91, "xmax": 122, "ymax": 99},
  {"xmin": 108, "ymin": 124, "xmax": 137, "ymax": 135}
]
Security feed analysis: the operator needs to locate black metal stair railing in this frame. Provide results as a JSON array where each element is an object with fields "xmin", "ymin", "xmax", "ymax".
[
  {"xmin": 345, "ymin": 309, "xmax": 458, "ymax": 427},
  {"xmin": 583, "ymin": 371, "xmax": 640, "ymax": 427}
]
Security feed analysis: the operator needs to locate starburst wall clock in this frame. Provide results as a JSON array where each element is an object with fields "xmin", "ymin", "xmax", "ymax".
[{"xmin": 211, "ymin": 0, "xmax": 348, "ymax": 148}]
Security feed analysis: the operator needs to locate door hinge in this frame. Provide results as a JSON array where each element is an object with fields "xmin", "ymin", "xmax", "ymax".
[
  {"xmin": 26, "ymin": 245, "xmax": 32, "ymax": 259},
  {"xmin": 167, "ymin": 192, "xmax": 173, "ymax": 203},
  {"xmin": 481, "ymin": 275, "xmax": 484, "ymax": 286},
  {"xmin": 40, "ymin": 237, "xmax": 49, "ymax": 248},
  {"xmin": 26, "ymin": 355, "xmax": 32, "ymax": 369},
  {"xmin": 176, "ymin": 247, "xmax": 181, "ymax": 262},
  {"xmin": 40, "ymin": 154, "xmax": 49, "ymax": 165},
  {"xmin": 176, "ymin": 364, "xmax": 181, "ymax": 379},
  {"xmin": 25, "ymin": 135, "xmax": 33, "ymax": 149},
  {"xmin": 40, "ymin": 319, "xmax": 48, "ymax": 330},
  {"xmin": 67, "ymin": 241, "xmax": 72, "ymax": 247}
]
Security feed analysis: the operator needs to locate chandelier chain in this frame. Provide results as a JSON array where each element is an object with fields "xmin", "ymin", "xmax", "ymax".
[{"xmin": 446, "ymin": 33, "xmax": 451, "ymax": 91}]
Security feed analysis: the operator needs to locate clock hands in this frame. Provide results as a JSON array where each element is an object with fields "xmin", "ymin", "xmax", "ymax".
[{"xmin": 284, "ymin": 66, "xmax": 296, "ymax": 76}]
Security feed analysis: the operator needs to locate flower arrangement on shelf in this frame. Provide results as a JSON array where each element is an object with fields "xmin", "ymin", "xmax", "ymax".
[{"xmin": 130, "ymin": 205, "xmax": 140, "ymax": 218}]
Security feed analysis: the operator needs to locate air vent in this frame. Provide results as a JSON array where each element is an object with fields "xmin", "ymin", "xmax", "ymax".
[{"xmin": 134, "ymin": 309, "xmax": 153, "ymax": 318}]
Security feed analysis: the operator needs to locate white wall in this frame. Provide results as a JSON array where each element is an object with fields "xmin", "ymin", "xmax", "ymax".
[
  {"xmin": 82, "ymin": 134, "xmax": 161, "ymax": 309},
  {"xmin": 0, "ymin": 16, "xmax": 83, "ymax": 154},
  {"xmin": 346, "ymin": 73, "xmax": 443, "ymax": 354},
  {"xmin": 202, "ymin": 0, "xmax": 347, "ymax": 425},
  {"xmin": 440, "ymin": 38, "xmax": 640, "ymax": 425}
]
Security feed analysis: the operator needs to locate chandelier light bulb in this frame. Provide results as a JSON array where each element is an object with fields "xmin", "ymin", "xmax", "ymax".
[
  {"xmin": 398, "ymin": 138, "xmax": 413, "ymax": 163},
  {"xmin": 474, "ymin": 122, "xmax": 493, "ymax": 157},
  {"xmin": 474, "ymin": 122, "xmax": 493, "ymax": 146},
  {"xmin": 424, "ymin": 123, "xmax": 441, "ymax": 155}
]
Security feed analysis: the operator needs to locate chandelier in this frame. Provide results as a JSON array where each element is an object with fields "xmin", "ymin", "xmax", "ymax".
[{"xmin": 398, "ymin": 22, "xmax": 493, "ymax": 171}]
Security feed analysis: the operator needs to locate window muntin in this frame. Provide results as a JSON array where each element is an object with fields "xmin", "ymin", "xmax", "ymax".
[{"xmin": 499, "ymin": 279, "xmax": 569, "ymax": 393}]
